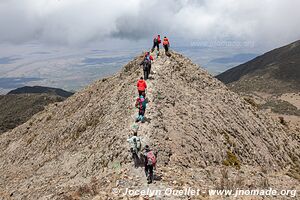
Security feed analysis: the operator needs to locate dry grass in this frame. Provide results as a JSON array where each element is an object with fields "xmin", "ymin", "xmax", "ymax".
[
  {"xmin": 244, "ymin": 97, "xmax": 259, "ymax": 108},
  {"xmin": 223, "ymin": 150, "xmax": 241, "ymax": 170},
  {"xmin": 261, "ymin": 99, "xmax": 300, "ymax": 116},
  {"xmin": 287, "ymin": 162, "xmax": 300, "ymax": 181}
]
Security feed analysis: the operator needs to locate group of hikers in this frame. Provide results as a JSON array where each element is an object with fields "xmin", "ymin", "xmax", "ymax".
[
  {"xmin": 126, "ymin": 35, "xmax": 170, "ymax": 184},
  {"xmin": 127, "ymin": 75, "xmax": 156, "ymax": 184},
  {"xmin": 127, "ymin": 132, "xmax": 157, "ymax": 184},
  {"xmin": 151, "ymin": 34, "xmax": 170, "ymax": 55},
  {"xmin": 140, "ymin": 35, "xmax": 170, "ymax": 81}
]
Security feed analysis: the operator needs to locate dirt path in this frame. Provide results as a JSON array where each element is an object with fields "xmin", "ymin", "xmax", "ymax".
[{"xmin": 122, "ymin": 52, "xmax": 176, "ymax": 198}]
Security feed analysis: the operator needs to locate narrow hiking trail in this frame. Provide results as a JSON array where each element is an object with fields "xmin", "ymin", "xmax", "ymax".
[{"xmin": 123, "ymin": 52, "xmax": 176, "ymax": 199}]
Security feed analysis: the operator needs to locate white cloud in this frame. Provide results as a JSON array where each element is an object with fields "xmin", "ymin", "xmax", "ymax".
[{"xmin": 0, "ymin": 0, "xmax": 299, "ymax": 47}]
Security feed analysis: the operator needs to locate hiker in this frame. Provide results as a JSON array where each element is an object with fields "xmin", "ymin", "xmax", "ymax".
[
  {"xmin": 135, "ymin": 92, "xmax": 148, "ymax": 123},
  {"xmin": 151, "ymin": 35, "xmax": 161, "ymax": 53},
  {"xmin": 137, "ymin": 77, "xmax": 147, "ymax": 96},
  {"xmin": 127, "ymin": 132, "xmax": 142, "ymax": 168},
  {"xmin": 143, "ymin": 145, "xmax": 157, "ymax": 184},
  {"xmin": 145, "ymin": 52, "xmax": 153, "ymax": 77},
  {"xmin": 140, "ymin": 53, "xmax": 153, "ymax": 80},
  {"xmin": 163, "ymin": 36, "xmax": 170, "ymax": 53}
]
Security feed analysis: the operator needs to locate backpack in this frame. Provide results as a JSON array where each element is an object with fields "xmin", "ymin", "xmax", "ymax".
[
  {"xmin": 136, "ymin": 97, "xmax": 146, "ymax": 110},
  {"xmin": 153, "ymin": 38, "xmax": 158, "ymax": 44},
  {"xmin": 140, "ymin": 97, "xmax": 147, "ymax": 109},
  {"xmin": 143, "ymin": 58, "xmax": 151, "ymax": 71},
  {"xmin": 145, "ymin": 55, "xmax": 150, "ymax": 61},
  {"xmin": 146, "ymin": 151, "xmax": 156, "ymax": 166},
  {"xmin": 133, "ymin": 137, "xmax": 141, "ymax": 152}
]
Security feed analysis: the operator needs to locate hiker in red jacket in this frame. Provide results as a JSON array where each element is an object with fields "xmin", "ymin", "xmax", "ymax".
[
  {"xmin": 137, "ymin": 77, "xmax": 147, "ymax": 96},
  {"xmin": 163, "ymin": 36, "xmax": 170, "ymax": 53},
  {"xmin": 151, "ymin": 35, "xmax": 161, "ymax": 52}
]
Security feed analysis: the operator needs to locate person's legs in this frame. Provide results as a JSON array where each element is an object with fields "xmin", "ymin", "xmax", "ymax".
[
  {"xmin": 143, "ymin": 70, "xmax": 147, "ymax": 80},
  {"xmin": 130, "ymin": 148, "xmax": 138, "ymax": 167},
  {"xmin": 146, "ymin": 165, "xmax": 153, "ymax": 183},
  {"xmin": 136, "ymin": 108, "xmax": 144, "ymax": 122},
  {"xmin": 164, "ymin": 45, "xmax": 167, "ymax": 52},
  {"xmin": 145, "ymin": 165, "xmax": 149, "ymax": 177},
  {"xmin": 148, "ymin": 64, "xmax": 151, "ymax": 75},
  {"xmin": 147, "ymin": 70, "xmax": 149, "ymax": 80},
  {"xmin": 140, "ymin": 115, "xmax": 145, "ymax": 123},
  {"xmin": 151, "ymin": 42, "xmax": 156, "ymax": 52},
  {"xmin": 146, "ymin": 70, "xmax": 148, "ymax": 80},
  {"xmin": 138, "ymin": 90, "xmax": 143, "ymax": 96},
  {"xmin": 140, "ymin": 109, "xmax": 145, "ymax": 122},
  {"xmin": 133, "ymin": 152, "xmax": 139, "ymax": 168},
  {"xmin": 149, "ymin": 165, "xmax": 154, "ymax": 182}
]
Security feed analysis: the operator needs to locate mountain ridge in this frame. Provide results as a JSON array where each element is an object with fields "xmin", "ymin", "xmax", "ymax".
[
  {"xmin": 0, "ymin": 51, "xmax": 299, "ymax": 199},
  {"xmin": 0, "ymin": 93, "xmax": 68, "ymax": 134},
  {"xmin": 216, "ymin": 40, "xmax": 300, "ymax": 94},
  {"xmin": 7, "ymin": 86, "xmax": 74, "ymax": 98}
]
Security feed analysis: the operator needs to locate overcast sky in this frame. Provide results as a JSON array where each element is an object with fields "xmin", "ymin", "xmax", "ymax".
[{"xmin": 0, "ymin": 0, "xmax": 299, "ymax": 48}]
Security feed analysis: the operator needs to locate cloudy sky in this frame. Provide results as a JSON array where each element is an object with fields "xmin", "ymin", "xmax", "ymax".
[
  {"xmin": 0, "ymin": 0, "xmax": 299, "ymax": 93},
  {"xmin": 0, "ymin": 0, "xmax": 299, "ymax": 47}
]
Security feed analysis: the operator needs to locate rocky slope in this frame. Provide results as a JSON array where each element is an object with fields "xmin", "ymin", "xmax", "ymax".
[
  {"xmin": 216, "ymin": 40, "xmax": 300, "ymax": 135},
  {"xmin": 0, "ymin": 51, "xmax": 299, "ymax": 200},
  {"xmin": 216, "ymin": 40, "xmax": 300, "ymax": 94}
]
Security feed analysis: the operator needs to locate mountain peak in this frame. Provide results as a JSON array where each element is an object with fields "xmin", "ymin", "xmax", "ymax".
[{"xmin": 0, "ymin": 51, "xmax": 299, "ymax": 199}]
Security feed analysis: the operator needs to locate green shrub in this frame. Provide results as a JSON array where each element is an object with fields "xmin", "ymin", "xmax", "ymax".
[
  {"xmin": 222, "ymin": 131, "xmax": 236, "ymax": 148},
  {"xmin": 223, "ymin": 150, "xmax": 241, "ymax": 170},
  {"xmin": 261, "ymin": 100, "xmax": 300, "ymax": 116},
  {"xmin": 278, "ymin": 116, "xmax": 287, "ymax": 126},
  {"xmin": 244, "ymin": 97, "xmax": 258, "ymax": 108}
]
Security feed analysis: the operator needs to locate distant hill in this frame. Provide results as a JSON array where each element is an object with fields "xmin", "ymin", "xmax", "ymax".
[
  {"xmin": 0, "ymin": 86, "xmax": 73, "ymax": 134},
  {"xmin": 8, "ymin": 86, "xmax": 74, "ymax": 98},
  {"xmin": 0, "ymin": 93, "xmax": 66, "ymax": 134},
  {"xmin": 216, "ymin": 40, "xmax": 300, "ymax": 94}
]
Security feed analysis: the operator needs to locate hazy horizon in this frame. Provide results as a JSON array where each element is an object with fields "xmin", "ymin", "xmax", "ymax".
[{"xmin": 1, "ymin": 0, "xmax": 299, "ymax": 94}]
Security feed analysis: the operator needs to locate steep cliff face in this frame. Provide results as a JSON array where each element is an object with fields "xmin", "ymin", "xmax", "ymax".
[{"xmin": 0, "ymin": 51, "xmax": 299, "ymax": 200}]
